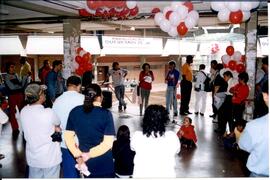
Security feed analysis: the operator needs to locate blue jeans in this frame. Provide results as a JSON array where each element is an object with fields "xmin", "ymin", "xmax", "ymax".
[
  {"xmin": 115, "ymin": 85, "xmax": 126, "ymax": 109},
  {"xmin": 61, "ymin": 148, "xmax": 79, "ymax": 178},
  {"xmin": 29, "ymin": 164, "xmax": 60, "ymax": 178},
  {"xmin": 166, "ymin": 86, "xmax": 178, "ymax": 114}
]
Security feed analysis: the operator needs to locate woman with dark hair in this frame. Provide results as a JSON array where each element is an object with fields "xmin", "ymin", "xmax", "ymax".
[
  {"xmin": 64, "ymin": 83, "xmax": 115, "ymax": 178},
  {"xmin": 230, "ymin": 72, "xmax": 250, "ymax": 124},
  {"xmin": 112, "ymin": 125, "xmax": 135, "ymax": 177},
  {"xmin": 138, "ymin": 63, "xmax": 154, "ymax": 116},
  {"xmin": 131, "ymin": 105, "xmax": 180, "ymax": 178}
]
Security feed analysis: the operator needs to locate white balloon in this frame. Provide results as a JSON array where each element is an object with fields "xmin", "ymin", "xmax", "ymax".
[
  {"xmin": 227, "ymin": 2, "xmax": 241, "ymax": 12},
  {"xmin": 126, "ymin": 1, "xmax": 137, "ymax": 9},
  {"xmin": 218, "ymin": 8, "xmax": 230, "ymax": 22},
  {"xmin": 242, "ymin": 11, "xmax": 251, "ymax": 21},
  {"xmin": 169, "ymin": 12, "xmax": 182, "ymax": 26},
  {"xmin": 221, "ymin": 54, "xmax": 231, "ymax": 64},
  {"xmin": 211, "ymin": 2, "xmax": 225, "ymax": 12},
  {"xmin": 176, "ymin": 5, "xmax": 188, "ymax": 20},
  {"xmin": 171, "ymin": 2, "xmax": 184, "ymax": 11},
  {"xmin": 160, "ymin": 19, "xmax": 171, "ymax": 32},
  {"xmin": 251, "ymin": 1, "xmax": 260, "ymax": 9},
  {"xmin": 168, "ymin": 26, "xmax": 178, "ymax": 37},
  {"xmin": 163, "ymin": 6, "xmax": 173, "ymax": 15},
  {"xmin": 188, "ymin": 10, "xmax": 199, "ymax": 22},
  {"xmin": 233, "ymin": 51, "xmax": 242, "ymax": 61},
  {"xmin": 184, "ymin": 15, "xmax": 197, "ymax": 29},
  {"xmin": 154, "ymin": 12, "xmax": 165, "ymax": 26},
  {"xmin": 240, "ymin": 2, "xmax": 253, "ymax": 11}
]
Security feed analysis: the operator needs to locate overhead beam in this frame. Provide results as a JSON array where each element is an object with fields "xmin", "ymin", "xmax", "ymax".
[{"xmin": 4, "ymin": 0, "xmax": 78, "ymax": 16}]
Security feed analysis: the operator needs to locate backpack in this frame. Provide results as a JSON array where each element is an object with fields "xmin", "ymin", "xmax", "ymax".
[{"xmin": 201, "ymin": 71, "xmax": 211, "ymax": 92}]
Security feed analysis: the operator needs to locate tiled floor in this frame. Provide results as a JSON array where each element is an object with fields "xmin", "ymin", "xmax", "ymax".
[{"xmin": 0, "ymin": 86, "xmax": 248, "ymax": 178}]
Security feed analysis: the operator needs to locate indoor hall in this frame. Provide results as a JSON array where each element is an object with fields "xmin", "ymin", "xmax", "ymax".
[{"xmin": 0, "ymin": 0, "xmax": 269, "ymax": 178}]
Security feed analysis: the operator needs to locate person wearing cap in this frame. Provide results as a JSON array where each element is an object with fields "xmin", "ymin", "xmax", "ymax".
[
  {"xmin": 20, "ymin": 83, "xmax": 62, "ymax": 178},
  {"xmin": 52, "ymin": 76, "xmax": 84, "ymax": 178},
  {"xmin": 165, "ymin": 60, "xmax": 179, "ymax": 117},
  {"xmin": 239, "ymin": 80, "xmax": 269, "ymax": 177},
  {"xmin": 180, "ymin": 55, "xmax": 193, "ymax": 115}
]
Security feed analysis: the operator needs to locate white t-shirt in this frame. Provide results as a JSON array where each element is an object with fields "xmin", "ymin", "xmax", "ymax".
[
  {"xmin": 52, "ymin": 91, "xmax": 85, "ymax": 148},
  {"xmin": 131, "ymin": 131, "xmax": 180, "ymax": 178},
  {"xmin": 108, "ymin": 68, "xmax": 128, "ymax": 87},
  {"xmin": 20, "ymin": 104, "xmax": 62, "ymax": 168}
]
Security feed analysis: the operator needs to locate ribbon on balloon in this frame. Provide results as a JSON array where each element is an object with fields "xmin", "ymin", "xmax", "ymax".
[
  {"xmin": 221, "ymin": 45, "xmax": 246, "ymax": 74},
  {"xmin": 74, "ymin": 47, "xmax": 93, "ymax": 76},
  {"xmin": 154, "ymin": 1, "xmax": 199, "ymax": 37}
]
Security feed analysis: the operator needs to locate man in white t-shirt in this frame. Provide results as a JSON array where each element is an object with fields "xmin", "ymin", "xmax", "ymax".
[
  {"xmin": 105, "ymin": 62, "xmax": 128, "ymax": 112},
  {"xmin": 20, "ymin": 83, "xmax": 62, "ymax": 178},
  {"xmin": 52, "ymin": 75, "xmax": 84, "ymax": 178}
]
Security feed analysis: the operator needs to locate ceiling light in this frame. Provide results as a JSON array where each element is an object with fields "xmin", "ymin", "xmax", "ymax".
[{"xmin": 130, "ymin": 27, "xmax": 135, "ymax": 31}]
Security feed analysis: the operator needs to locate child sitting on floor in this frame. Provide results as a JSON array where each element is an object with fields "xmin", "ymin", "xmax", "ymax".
[{"xmin": 177, "ymin": 117, "xmax": 197, "ymax": 148}]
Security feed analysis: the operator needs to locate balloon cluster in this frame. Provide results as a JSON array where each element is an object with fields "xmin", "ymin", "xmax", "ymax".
[
  {"xmin": 221, "ymin": 46, "xmax": 246, "ymax": 74},
  {"xmin": 75, "ymin": 47, "xmax": 93, "ymax": 76},
  {"xmin": 211, "ymin": 1, "xmax": 260, "ymax": 24},
  {"xmin": 79, "ymin": 0, "xmax": 139, "ymax": 20},
  {"xmin": 154, "ymin": 1, "xmax": 199, "ymax": 37}
]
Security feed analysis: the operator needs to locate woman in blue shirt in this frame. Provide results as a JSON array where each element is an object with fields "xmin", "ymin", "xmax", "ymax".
[{"xmin": 64, "ymin": 84, "xmax": 115, "ymax": 178}]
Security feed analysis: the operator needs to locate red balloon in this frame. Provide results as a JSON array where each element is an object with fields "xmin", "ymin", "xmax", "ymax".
[
  {"xmin": 183, "ymin": 1, "xmax": 194, "ymax": 12},
  {"xmin": 151, "ymin": 7, "xmax": 161, "ymax": 15},
  {"xmin": 226, "ymin": 46, "xmax": 235, "ymax": 56},
  {"xmin": 75, "ymin": 56, "xmax": 83, "ymax": 64},
  {"xmin": 129, "ymin": 6, "xmax": 139, "ymax": 17},
  {"xmin": 95, "ymin": 8, "xmax": 104, "ymax": 17},
  {"xmin": 236, "ymin": 63, "xmax": 245, "ymax": 73},
  {"xmin": 76, "ymin": 47, "xmax": 83, "ymax": 54},
  {"xmin": 119, "ymin": 7, "xmax": 130, "ymax": 18},
  {"xmin": 75, "ymin": 68, "xmax": 84, "ymax": 76},
  {"xmin": 228, "ymin": 60, "xmax": 237, "ymax": 71},
  {"xmin": 229, "ymin": 10, "xmax": 243, "ymax": 24},
  {"xmin": 85, "ymin": 63, "xmax": 93, "ymax": 71},
  {"xmin": 83, "ymin": 53, "xmax": 91, "ymax": 62},
  {"xmin": 240, "ymin": 55, "xmax": 246, "ymax": 62},
  {"xmin": 78, "ymin": 9, "xmax": 91, "ymax": 17},
  {"xmin": 223, "ymin": 63, "xmax": 228, "ymax": 68},
  {"xmin": 177, "ymin": 22, "xmax": 188, "ymax": 36},
  {"xmin": 87, "ymin": 0, "xmax": 101, "ymax": 10},
  {"xmin": 109, "ymin": 8, "xmax": 116, "ymax": 17},
  {"xmin": 165, "ymin": 11, "xmax": 173, "ymax": 20}
]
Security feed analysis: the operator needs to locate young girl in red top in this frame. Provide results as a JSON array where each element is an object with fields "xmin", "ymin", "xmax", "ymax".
[
  {"xmin": 177, "ymin": 117, "xmax": 197, "ymax": 148},
  {"xmin": 230, "ymin": 72, "xmax": 250, "ymax": 124},
  {"xmin": 138, "ymin": 63, "xmax": 154, "ymax": 116}
]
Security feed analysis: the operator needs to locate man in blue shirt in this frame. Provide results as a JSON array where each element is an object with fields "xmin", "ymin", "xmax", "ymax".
[
  {"xmin": 45, "ymin": 60, "xmax": 66, "ymax": 107},
  {"xmin": 165, "ymin": 60, "xmax": 179, "ymax": 117},
  {"xmin": 239, "ymin": 80, "xmax": 269, "ymax": 177}
]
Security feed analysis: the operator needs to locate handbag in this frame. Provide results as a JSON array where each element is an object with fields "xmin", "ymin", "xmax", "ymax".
[{"xmin": 0, "ymin": 108, "xmax": 8, "ymax": 124}]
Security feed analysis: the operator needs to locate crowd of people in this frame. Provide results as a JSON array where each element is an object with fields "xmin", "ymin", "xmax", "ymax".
[{"xmin": 0, "ymin": 55, "xmax": 268, "ymax": 178}]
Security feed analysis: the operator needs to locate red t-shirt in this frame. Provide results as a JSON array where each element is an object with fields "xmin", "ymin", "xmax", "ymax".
[
  {"xmin": 230, "ymin": 83, "xmax": 249, "ymax": 104},
  {"xmin": 177, "ymin": 125, "xmax": 197, "ymax": 143},
  {"xmin": 41, "ymin": 67, "xmax": 51, "ymax": 84},
  {"xmin": 139, "ymin": 71, "xmax": 154, "ymax": 90}
]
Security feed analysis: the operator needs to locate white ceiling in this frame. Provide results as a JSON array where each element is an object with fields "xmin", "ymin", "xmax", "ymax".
[{"xmin": 0, "ymin": 1, "xmax": 268, "ymax": 34}]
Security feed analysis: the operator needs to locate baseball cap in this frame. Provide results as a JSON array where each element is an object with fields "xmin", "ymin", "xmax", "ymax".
[{"xmin": 25, "ymin": 83, "xmax": 47, "ymax": 103}]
